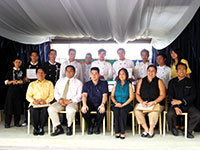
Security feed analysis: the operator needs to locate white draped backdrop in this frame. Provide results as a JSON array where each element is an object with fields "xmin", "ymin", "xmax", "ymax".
[{"xmin": 0, "ymin": 0, "xmax": 199, "ymax": 49}]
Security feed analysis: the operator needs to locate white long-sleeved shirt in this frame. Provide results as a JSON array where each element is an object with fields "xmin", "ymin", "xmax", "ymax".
[
  {"xmin": 134, "ymin": 62, "xmax": 150, "ymax": 79},
  {"xmin": 54, "ymin": 77, "xmax": 83, "ymax": 103},
  {"xmin": 82, "ymin": 63, "xmax": 91, "ymax": 83},
  {"xmin": 156, "ymin": 65, "xmax": 171, "ymax": 89},
  {"xmin": 59, "ymin": 60, "xmax": 83, "ymax": 82},
  {"xmin": 91, "ymin": 60, "xmax": 113, "ymax": 80},
  {"xmin": 112, "ymin": 59, "xmax": 135, "ymax": 80}
]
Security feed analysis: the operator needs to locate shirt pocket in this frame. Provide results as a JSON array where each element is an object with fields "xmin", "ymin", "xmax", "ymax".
[{"xmin": 184, "ymin": 86, "xmax": 191, "ymax": 96}]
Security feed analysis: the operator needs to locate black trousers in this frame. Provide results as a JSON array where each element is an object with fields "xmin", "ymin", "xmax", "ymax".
[
  {"xmin": 167, "ymin": 106, "xmax": 200, "ymax": 133},
  {"xmin": 5, "ymin": 114, "xmax": 20, "ymax": 125},
  {"xmin": 82, "ymin": 101, "xmax": 105, "ymax": 129},
  {"xmin": 30, "ymin": 107, "xmax": 48, "ymax": 129},
  {"xmin": 112, "ymin": 105, "xmax": 132, "ymax": 134}
]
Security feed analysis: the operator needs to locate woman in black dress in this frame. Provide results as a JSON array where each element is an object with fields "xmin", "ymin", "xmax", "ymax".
[{"xmin": 4, "ymin": 57, "xmax": 24, "ymax": 128}]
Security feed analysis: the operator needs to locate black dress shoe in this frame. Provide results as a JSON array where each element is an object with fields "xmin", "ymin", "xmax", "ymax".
[
  {"xmin": 147, "ymin": 132, "xmax": 155, "ymax": 138},
  {"xmin": 14, "ymin": 124, "xmax": 22, "ymax": 127},
  {"xmin": 33, "ymin": 128, "xmax": 39, "ymax": 136},
  {"xmin": 5, "ymin": 124, "xmax": 10, "ymax": 128},
  {"xmin": 172, "ymin": 128, "xmax": 179, "ymax": 136},
  {"xmin": 115, "ymin": 134, "xmax": 120, "ymax": 138},
  {"xmin": 120, "ymin": 134, "xmax": 125, "ymax": 139},
  {"xmin": 38, "ymin": 128, "xmax": 44, "ymax": 135},
  {"xmin": 94, "ymin": 127, "xmax": 100, "ymax": 134},
  {"xmin": 66, "ymin": 126, "xmax": 72, "ymax": 136},
  {"xmin": 87, "ymin": 126, "xmax": 93, "ymax": 135},
  {"xmin": 51, "ymin": 128, "xmax": 64, "ymax": 136},
  {"xmin": 187, "ymin": 132, "xmax": 194, "ymax": 139},
  {"xmin": 141, "ymin": 132, "xmax": 149, "ymax": 137}
]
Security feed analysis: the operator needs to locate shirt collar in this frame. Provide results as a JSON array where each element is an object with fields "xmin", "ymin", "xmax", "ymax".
[
  {"xmin": 98, "ymin": 60, "xmax": 105, "ymax": 63},
  {"xmin": 64, "ymin": 76, "xmax": 74, "ymax": 81},
  {"xmin": 13, "ymin": 67, "xmax": 20, "ymax": 71},
  {"xmin": 30, "ymin": 61, "xmax": 38, "ymax": 65},
  {"xmin": 91, "ymin": 79, "xmax": 101, "ymax": 86},
  {"xmin": 49, "ymin": 60, "xmax": 56, "ymax": 65},
  {"xmin": 36, "ymin": 79, "xmax": 46, "ymax": 83},
  {"xmin": 158, "ymin": 65, "xmax": 166, "ymax": 69},
  {"xmin": 119, "ymin": 59, "xmax": 126, "ymax": 63}
]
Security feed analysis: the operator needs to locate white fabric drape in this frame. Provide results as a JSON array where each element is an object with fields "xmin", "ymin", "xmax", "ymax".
[{"xmin": 0, "ymin": 0, "xmax": 199, "ymax": 49}]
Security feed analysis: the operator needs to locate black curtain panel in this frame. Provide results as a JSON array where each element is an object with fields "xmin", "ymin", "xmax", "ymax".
[
  {"xmin": 0, "ymin": 36, "xmax": 50, "ymax": 109},
  {"xmin": 152, "ymin": 8, "xmax": 200, "ymax": 129}
]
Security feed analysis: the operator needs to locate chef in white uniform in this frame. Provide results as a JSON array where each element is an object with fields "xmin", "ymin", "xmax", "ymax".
[
  {"xmin": 113, "ymin": 48, "xmax": 135, "ymax": 81},
  {"xmin": 134, "ymin": 49, "xmax": 150, "ymax": 79},
  {"xmin": 59, "ymin": 48, "xmax": 83, "ymax": 82},
  {"xmin": 82, "ymin": 53, "xmax": 92, "ymax": 83},
  {"xmin": 156, "ymin": 53, "xmax": 171, "ymax": 89},
  {"xmin": 91, "ymin": 49, "xmax": 113, "ymax": 80}
]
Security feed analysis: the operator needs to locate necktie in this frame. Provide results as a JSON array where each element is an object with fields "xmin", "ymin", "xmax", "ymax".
[{"xmin": 61, "ymin": 79, "xmax": 70, "ymax": 99}]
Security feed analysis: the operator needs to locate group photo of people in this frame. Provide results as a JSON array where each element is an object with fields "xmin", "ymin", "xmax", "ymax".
[
  {"xmin": 0, "ymin": 1, "xmax": 200, "ymax": 149},
  {"xmin": 2, "ymin": 47, "xmax": 200, "ymax": 140}
]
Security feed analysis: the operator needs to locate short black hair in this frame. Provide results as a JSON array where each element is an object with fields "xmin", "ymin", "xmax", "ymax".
[
  {"xmin": 147, "ymin": 64, "xmax": 157, "ymax": 72},
  {"xmin": 157, "ymin": 53, "xmax": 166, "ymax": 59},
  {"xmin": 118, "ymin": 68, "xmax": 129, "ymax": 80},
  {"xmin": 13, "ymin": 57, "xmax": 21, "ymax": 61},
  {"xmin": 65, "ymin": 65, "xmax": 76, "ymax": 72},
  {"xmin": 98, "ymin": 49, "xmax": 106, "ymax": 54},
  {"xmin": 86, "ymin": 53, "xmax": 92, "ymax": 58},
  {"xmin": 36, "ymin": 67, "xmax": 46, "ymax": 74},
  {"xmin": 117, "ymin": 48, "xmax": 125, "ymax": 54},
  {"xmin": 176, "ymin": 62, "xmax": 187, "ymax": 70},
  {"xmin": 48, "ymin": 49, "xmax": 57, "ymax": 55},
  {"xmin": 140, "ymin": 49, "xmax": 149, "ymax": 57},
  {"xmin": 90, "ymin": 67, "xmax": 100, "ymax": 73},
  {"xmin": 68, "ymin": 48, "xmax": 76, "ymax": 55},
  {"xmin": 30, "ymin": 51, "xmax": 39, "ymax": 56}
]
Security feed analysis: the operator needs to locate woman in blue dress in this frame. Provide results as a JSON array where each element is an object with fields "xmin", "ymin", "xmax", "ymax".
[{"xmin": 111, "ymin": 68, "xmax": 134, "ymax": 139}]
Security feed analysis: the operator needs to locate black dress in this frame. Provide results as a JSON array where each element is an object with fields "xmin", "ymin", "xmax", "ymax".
[
  {"xmin": 42, "ymin": 61, "xmax": 61, "ymax": 85},
  {"xmin": 4, "ymin": 69, "xmax": 24, "ymax": 115}
]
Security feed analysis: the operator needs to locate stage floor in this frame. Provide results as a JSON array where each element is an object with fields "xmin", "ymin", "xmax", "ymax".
[{"xmin": 0, "ymin": 116, "xmax": 200, "ymax": 150}]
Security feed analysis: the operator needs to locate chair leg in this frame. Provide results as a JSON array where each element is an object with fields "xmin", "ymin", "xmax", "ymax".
[
  {"xmin": 132, "ymin": 112, "xmax": 135, "ymax": 136},
  {"xmin": 138, "ymin": 124, "xmax": 141, "ymax": 135},
  {"xmin": 135, "ymin": 119, "xmax": 138, "ymax": 131},
  {"xmin": 163, "ymin": 111, "xmax": 166, "ymax": 136},
  {"xmin": 103, "ymin": 116, "xmax": 105, "ymax": 136},
  {"xmin": 0, "ymin": 111, "xmax": 2, "ymax": 122},
  {"xmin": 73, "ymin": 118, "xmax": 75, "ymax": 136},
  {"xmin": 52, "ymin": 125, "xmax": 55, "ymax": 133},
  {"xmin": 107, "ymin": 110, "xmax": 111, "ymax": 131},
  {"xmin": 111, "ymin": 111, "xmax": 114, "ymax": 136},
  {"xmin": 48, "ymin": 117, "xmax": 51, "ymax": 135},
  {"xmin": 159, "ymin": 114, "xmax": 162, "ymax": 135},
  {"xmin": 27, "ymin": 109, "xmax": 30, "ymax": 135},
  {"xmin": 185, "ymin": 114, "xmax": 188, "ymax": 139},
  {"xmin": 79, "ymin": 112, "xmax": 82, "ymax": 130},
  {"xmin": 82, "ymin": 118, "xmax": 85, "ymax": 136}
]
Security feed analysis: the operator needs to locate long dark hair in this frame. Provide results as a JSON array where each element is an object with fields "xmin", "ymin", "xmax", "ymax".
[
  {"xmin": 118, "ymin": 68, "xmax": 129, "ymax": 81},
  {"xmin": 170, "ymin": 48, "xmax": 183, "ymax": 65}
]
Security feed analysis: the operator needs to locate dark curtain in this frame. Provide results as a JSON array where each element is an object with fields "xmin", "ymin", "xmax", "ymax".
[
  {"xmin": 152, "ymin": 8, "xmax": 200, "ymax": 130},
  {"xmin": 0, "ymin": 36, "xmax": 50, "ymax": 109}
]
